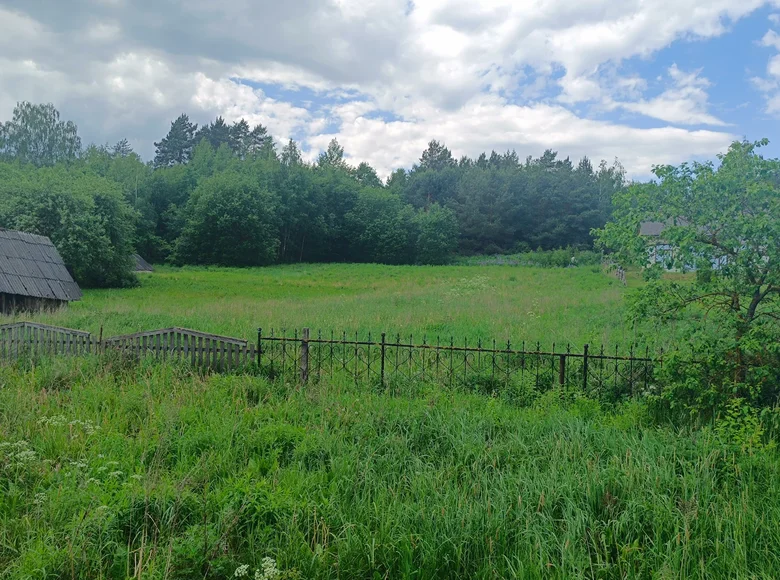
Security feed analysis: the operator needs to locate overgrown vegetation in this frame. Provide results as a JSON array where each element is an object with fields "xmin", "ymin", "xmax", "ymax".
[
  {"xmin": 0, "ymin": 102, "xmax": 624, "ymax": 287},
  {"xmin": 2, "ymin": 358, "xmax": 780, "ymax": 579},
  {"xmin": 10, "ymin": 263, "xmax": 637, "ymax": 348},
  {"xmin": 597, "ymin": 140, "xmax": 780, "ymax": 428}
]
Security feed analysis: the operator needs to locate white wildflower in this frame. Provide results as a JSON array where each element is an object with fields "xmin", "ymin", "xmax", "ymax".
[{"xmin": 234, "ymin": 564, "xmax": 250, "ymax": 578}]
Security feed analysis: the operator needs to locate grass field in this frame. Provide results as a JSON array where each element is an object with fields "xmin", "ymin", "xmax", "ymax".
[
  {"xmin": 9, "ymin": 263, "xmax": 650, "ymax": 350},
  {"xmin": 2, "ymin": 359, "xmax": 780, "ymax": 579},
  {"xmin": 3, "ymin": 263, "xmax": 774, "ymax": 579}
]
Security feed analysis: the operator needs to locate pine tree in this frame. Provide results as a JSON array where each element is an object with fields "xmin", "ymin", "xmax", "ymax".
[
  {"xmin": 112, "ymin": 138, "xmax": 133, "ymax": 158},
  {"xmin": 153, "ymin": 114, "xmax": 198, "ymax": 168},
  {"xmin": 317, "ymin": 138, "xmax": 347, "ymax": 170},
  {"xmin": 229, "ymin": 119, "xmax": 251, "ymax": 158},
  {"xmin": 248, "ymin": 124, "xmax": 275, "ymax": 159}
]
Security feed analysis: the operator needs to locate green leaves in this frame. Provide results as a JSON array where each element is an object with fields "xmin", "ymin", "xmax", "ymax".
[
  {"xmin": 0, "ymin": 102, "xmax": 81, "ymax": 167},
  {"xmin": 0, "ymin": 164, "xmax": 137, "ymax": 288},
  {"xmin": 596, "ymin": 139, "xmax": 780, "ymax": 420},
  {"xmin": 173, "ymin": 171, "xmax": 279, "ymax": 267}
]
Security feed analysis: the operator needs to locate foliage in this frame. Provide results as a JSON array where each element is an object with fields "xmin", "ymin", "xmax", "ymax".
[
  {"xmin": 3, "ymin": 359, "xmax": 780, "ymax": 578},
  {"xmin": 596, "ymin": 139, "xmax": 780, "ymax": 420},
  {"xmin": 0, "ymin": 163, "xmax": 137, "ymax": 288},
  {"xmin": 173, "ymin": 172, "xmax": 279, "ymax": 267},
  {"xmin": 1, "ymin": 104, "xmax": 627, "ymax": 270},
  {"xmin": 413, "ymin": 203, "xmax": 459, "ymax": 265},
  {"xmin": 345, "ymin": 189, "xmax": 416, "ymax": 264},
  {"xmin": 0, "ymin": 102, "xmax": 81, "ymax": 167},
  {"xmin": 154, "ymin": 113, "xmax": 199, "ymax": 168}
]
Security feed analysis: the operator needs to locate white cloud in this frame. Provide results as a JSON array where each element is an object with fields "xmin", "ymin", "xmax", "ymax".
[
  {"xmin": 0, "ymin": 0, "xmax": 764, "ymax": 172},
  {"xmin": 607, "ymin": 64, "xmax": 727, "ymax": 126},
  {"xmin": 752, "ymin": 16, "xmax": 780, "ymax": 113}
]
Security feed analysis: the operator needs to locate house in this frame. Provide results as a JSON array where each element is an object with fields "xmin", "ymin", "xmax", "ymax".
[
  {"xmin": 639, "ymin": 220, "xmax": 725, "ymax": 272},
  {"xmin": 0, "ymin": 228, "xmax": 82, "ymax": 315},
  {"xmin": 133, "ymin": 254, "xmax": 154, "ymax": 273},
  {"xmin": 639, "ymin": 221, "xmax": 676, "ymax": 269}
]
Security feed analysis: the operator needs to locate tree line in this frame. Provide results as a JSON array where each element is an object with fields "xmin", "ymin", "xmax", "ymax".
[{"xmin": 0, "ymin": 102, "xmax": 625, "ymax": 287}]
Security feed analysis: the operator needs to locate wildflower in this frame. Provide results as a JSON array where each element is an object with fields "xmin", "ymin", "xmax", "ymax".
[
  {"xmin": 108, "ymin": 471, "xmax": 123, "ymax": 478},
  {"xmin": 33, "ymin": 493, "xmax": 46, "ymax": 505},
  {"xmin": 234, "ymin": 564, "xmax": 250, "ymax": 578}
]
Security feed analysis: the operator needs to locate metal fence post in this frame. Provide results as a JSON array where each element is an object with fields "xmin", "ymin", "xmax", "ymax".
[
  {"xmin": 582, "ymin": 344, "xmax": 589, "ymax": 392},
  {"xmin": 300, "ymin": 328, "xmax": 309, "ymax": 384},
  {"xmin": 380, "ymin": 332, "xmax": 386, "ymax": 387},
  {"xmin": 559, "ymin": 354, "xmax": 566, "ymax": 386}
]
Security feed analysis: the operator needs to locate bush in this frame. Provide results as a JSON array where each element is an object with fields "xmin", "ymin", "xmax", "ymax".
[
  {"xmin": 173, "ymin": 171, "xmax": 279, "ymax": 267},
  {"xmin": 413, "ymin": 203, "xmax": 459, "ymax": 265}
]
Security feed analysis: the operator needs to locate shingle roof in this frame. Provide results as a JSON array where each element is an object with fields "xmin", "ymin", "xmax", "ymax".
[{"xmin": 0, "ymin": 229, "xmax": 82, "ymax": 302}]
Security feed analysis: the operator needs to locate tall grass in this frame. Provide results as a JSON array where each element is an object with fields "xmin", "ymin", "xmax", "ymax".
[
  {"xmin": 4, "ymin": 263, "xmax": 655, "ymax": 350},
  {"xmin": 2, "ymin": 358, "xmax": 779, "ymax": 579}
]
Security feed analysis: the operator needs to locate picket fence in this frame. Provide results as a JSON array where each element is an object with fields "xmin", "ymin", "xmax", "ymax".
[{"xmin": 0, "ymin": 322, "xmax": 257, "ymax": 370}]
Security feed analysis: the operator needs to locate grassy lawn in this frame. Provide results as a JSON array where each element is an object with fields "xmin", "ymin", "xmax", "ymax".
[
  {"xmin": 2, "ymin": 360, "xmax": 779, "ymax": 579},
  {"xmin": 7, "ymin": 263, "xmax": 651, "ymax": 350}
]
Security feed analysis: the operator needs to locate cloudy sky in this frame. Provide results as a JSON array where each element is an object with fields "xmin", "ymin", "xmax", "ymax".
[{"xmin": 2, "ymin": 0, "xmax": 780, "ymax": 177}]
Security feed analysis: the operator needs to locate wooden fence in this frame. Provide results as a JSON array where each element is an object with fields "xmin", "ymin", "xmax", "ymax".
[
  {"xmin": 0, "ymin": 323, "xmax": 257, "ymax": 369},
  {"xmin": 0, "ymin": 322, "xmax": 92, "ymax": 361},
  {"xmin": 102, "ymin": 327, "xmax": 257, "ymax": 369}
]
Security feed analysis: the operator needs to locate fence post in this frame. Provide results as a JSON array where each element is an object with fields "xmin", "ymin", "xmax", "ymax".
[
  {"xmin": 558, "ymin": 354, "xmax": 566, "ymax": 386},
  {"xmin": 300, "ymin": 328, "xmax": 309, "ymax": 384},
  {"xmin": 380, "ymin": 332, "xmax": 386, "ymax": 387},
  {"xmin": 582, "ymin": 344, "xmax": 589, "ymax": 392}
]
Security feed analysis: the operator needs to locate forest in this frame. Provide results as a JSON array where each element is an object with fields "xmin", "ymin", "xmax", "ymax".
[{"xmin": 0, "ymin": 102, "xmax": 625, "ymax": 288}]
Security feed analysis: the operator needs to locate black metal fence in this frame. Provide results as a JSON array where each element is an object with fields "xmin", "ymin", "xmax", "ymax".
[
  {"xmin": 257, "ymin": 329, "xmax": 658, "ymax": 400},
  {"xmin": 0, "ymin": 321, "xmax": 659, "ymax": 400}
]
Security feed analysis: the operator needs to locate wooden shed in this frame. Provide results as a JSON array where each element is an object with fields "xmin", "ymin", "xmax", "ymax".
[{"xmin": 0, "ymin": 228, "xmax": 82, "ymax": 315}]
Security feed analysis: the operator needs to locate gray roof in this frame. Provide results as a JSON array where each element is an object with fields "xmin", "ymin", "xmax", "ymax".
[
  {"xmin": 133, "ymin": 254, "xmax": 154, "ymax": 272},
  {"xmin": 0, "ymin": 229, "xmax": 82, "ymax": 302},
  {"xmin": 639, "ymin": 221, "xmax": 666, "ymax": 236}
]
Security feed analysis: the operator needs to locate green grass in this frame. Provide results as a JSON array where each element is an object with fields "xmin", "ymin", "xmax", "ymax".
[
  {"xmin": 2, "ymin": 358, "xmax": 779, "ymax": 579},
  {"xmin": 6, "ymin": 263, "xmax": 650, "ymax": 349}
]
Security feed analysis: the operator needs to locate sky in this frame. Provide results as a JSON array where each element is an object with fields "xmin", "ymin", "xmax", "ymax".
[{"xmin": 1, "ymin": 0, "xmax": 780, "ymax": 179}]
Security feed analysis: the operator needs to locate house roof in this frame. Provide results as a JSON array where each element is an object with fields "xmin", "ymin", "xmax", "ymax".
[
  {"xmin": 639, "ymin": 221, "xmax": 666, "ymax": 236},
  {"xmin": 133, "ymin": 254, "xmax": 154, "ymax": 272},
  {"xmin": 0, "ymin": 229, "xmax": 82, "ymax": 302}
]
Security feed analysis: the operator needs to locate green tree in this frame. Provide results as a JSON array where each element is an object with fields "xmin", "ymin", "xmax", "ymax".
[
  {"xmin": 174, "ymin": 172, "xmax": 279, "ymax": 267},
  {"xmin": 0, "ymin": 102, "xmax": 81, "ymax": 166},
  {"xmin": 318, "ymin": 138, "xmax": 348, "ymax": 170},
  {"xmin": 248, "ymin": 124, "xmax": 276, "ymax": 159},
  {"xmin": 0, "ymin": 163, "xmax": 137, "ymax": 287},
  {"xmin": 419, "ymin": 140, "xmax": 456, "ymax": 171},
  {"xmin": 353, "ymin": 162, "xmax": 383, "ymax": 188},
  {"xmin": 595, "ymin": 139, "xmax": 780, "ymax": 418},
  {"xmin": 281, "ymin": 139, "xmax": 303, "ymax": 167},
  {"xmin": 414, "ymin": 203, "xmax": 459, "ymax": 264},
  {"xmin": 154, "ymin": 114, "xmax": 198, "ymax": 168},
  {"xmin": 229, "ymin": 119, "xmax": 251, "ymax": 158},
  {"xmin": 112, "ymin": 138, "xmax": 133, "ymax": 158},
  {"xmin": 345, "ymin": 189, "xmax": 416, "ymax": 264}
]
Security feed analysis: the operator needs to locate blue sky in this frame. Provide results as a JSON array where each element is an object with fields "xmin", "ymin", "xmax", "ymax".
[{"xmin": 1, "ymin": 0, "xmax": 780, "ymax": 177}]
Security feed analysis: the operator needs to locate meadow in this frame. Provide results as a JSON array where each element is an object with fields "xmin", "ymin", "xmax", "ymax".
[
  {"xmin": 2, "ymin": 263, "xmax": 778, "ymax": 579},
  {"xmin": 11, "ymin": 263, "xmax": 649, "ymax": 350},
  {"xmin": 2, "ymin": 359, "xmax": 780, "ymax": 579}
]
